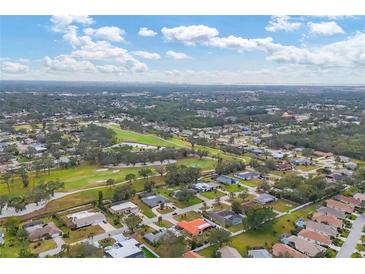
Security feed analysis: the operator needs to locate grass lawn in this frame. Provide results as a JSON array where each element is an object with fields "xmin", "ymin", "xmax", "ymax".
[
  {"xmin": 0, "ymin": 233, "xmax": 30, "ymax": 258},
  {"xmin": 295, "ymin": 165, "xmax": 318, "ymax": 172},
  {"xmin": 64, "ymin": 225, "xmax": 105, "ymax": 244},
  {"xmin": 240, "ymin": 178, "xmax": 261, "ymax": 188},
  {"xmin": 131, "ymin": 197, "xmax": 156, "ymax": 218},
  {"xmin": 29, "ymin": 239, "xmax": 57, "ymax": 254},
  {"xmin": 98, "ymin": 237, "xmax": 116, "ymax": 248},
  {"xmin": 200, "ymin": 190, "xmax": 225, "ymax": 200},
  {"xmin": 228, "ymin": 223, "xmax": 245, "ymax": 233},
  {"xmin": 177, "ymin": 157, "xmax": 216, "ymax": 171},
  {"xmin": 142, "ymin": 246, "xmax": 158, "ymax": 258},
  {"xmin": 198, "ymin": 202, "xmax": 318, "ymax": 257},
  {"xmin": 154, "ymin": 220, "xmax": 173, "ymax": 228},
  {"xmin": 0, "ymin": 164, "xmax": 145, "ymax": 196},
  {"xmin": 156, "ymin": 187, "xmax": 202, "ymax": 208},
  {"xmin": 156, "ymin": 206, "xmax": 174, "ymax": 214},
  {"xmin": 271, "ymin": 170, "xmax": 299, "ymax": 177},
  {"xmin": 269, "ymin": 200, "xmax": 298, "ymax": 213},
  {"xmin": 220, "ymin": 183, "xmax": 246, "ymax": 193},
  {"xmin": 174, "ymin": 211, "xmax": 202, "ymax": 222}
]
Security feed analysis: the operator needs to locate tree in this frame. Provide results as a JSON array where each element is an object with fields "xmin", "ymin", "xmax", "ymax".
[
  {"xmin": 97, "ymin": 191, "xmax": 103, "ymax": 208},
  {"xmin": 158, "ymin": 231, "xmax": 186, "ymax": 258},
  {"xmin": 154, "ymin": 165, "xmax": 165, "ymax": 177},
  {"xmin": 106, "ymin": 178, "xmax": 115, "ymax": 189},
  {"xmin": 245, "ymin": 207, "xmax": 276, "ymax": 230},
  {"xmin": 238, "ymin": 189, "xmax": 248, "ymax": 201},
  {"xmin": 18, "ymin": 248, "xmax": 37, "ymax": 258},
  {"xmin": 8, "ymin": 196, "xmax": 27, "ymax": 212},
  {"xmin": 208, "ymin": 228, "xmax": 230, "ymax": 247},
  {"xmin": 139, "ymin": 167, "xmax": 153, "ymax": 182},
  {"xmin": 196, "ymin": 149, "xmax": 208, "ymax": 159},
  {"xmin": 302, "ymin": 148, "xmax": 314, "ymax": 157},
  {"xmin": 125, "ymin": 173, "xmax": 136, "ymax": 183},
  {"xmin": 27, "ymin": 186, "xmax": 50, "ymax": 205},
  {"xmin": 143, "ymin": 181, "xmax": 153, "ymax": 193},
  {"xmin": 17, "ymin": 167, "xmax": 29, "ymax": 188},
  {"xmin": 124, "ymin": 215, "xmax": 142, "ymax": 233},
  {"xmin": 1, "ymin": 172, "xmax": 12, "ymax": 193},
  {"xmin": 112, "ymin": 185, "xmax": 135, "ymax": 202},
  {"xmin": 258, "ymin": 181, "xmax": 272, "ymax": 192},
  {"xmin": 46, "ymin": 180, "xmax": 64, "ymax": 196},
  {"xmin": 231, "ymin": 199, "xmax": 243, "ymax": 214},
  {"xmin": 265, "ymin": 159, "xmax": 276, "ymax": 171},
  {"xmin": 0, "ymin": 195, "xmax": 9, "ymax": 215}
]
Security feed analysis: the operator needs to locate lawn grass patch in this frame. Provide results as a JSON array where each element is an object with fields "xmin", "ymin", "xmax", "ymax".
[
  {"xmin": 200, "ymin": 190, "xmax": 225, "ymax": 200},
  {"xmin": 174, "ymin": 211, "xmax": 202, "ymax": 222},
  {"xmin": 29, "ymin": 239, "xmax": 56, "ymax": 254},
  {"xmin": 64, "ymin": 225, "xmax": 105, "ymax": 244},
  {"xmin": 220, "ymin": 184, "xmax": 246, "ymax": 193},
  {"xmin": 154, "ymin": 220, "xmax": 173, "ymax": 228},
  {"xmin": 270, "ymin": 200, "xmax": 298, "ymax": 213}
]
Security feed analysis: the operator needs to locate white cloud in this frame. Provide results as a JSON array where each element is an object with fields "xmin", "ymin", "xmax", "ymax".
[
  {"xmin": 308, "ymin": 21, "xmax": 345, "ymax": 36},
  {"xmin": 96, "ymin": 64, "xmax": 126, "ymax": 74},
  {"xmin": 84, "ymin": 26, "xmax": 125, "ymax": 42},
  {"xmin": 1, "ymin": 61, "xmax": 29, "ymax": 74},
  {"xmin": 138, "ymin": 27, "xmax": 157, "ymax": 37},
  {"xmin": 132, "ymin": 51, "xmax": 161, "ymax": 60},
  {"xmin": 50, "ymin": 15, "xmax": 94, "ymax": 32},
  {"xmin": 162, "ymin": 25, "xmax": 219, "ymax": 46},
  {"xmin": 166, "ymin": 50, "xmax": 191, "ymax": 60},
  {"xmin": 265, "ymin": 16, "xmax": 302, "ymax": 32},
  {"xmin": 44, "ymin": 55, "xmax": 96, "ymax": 72}
]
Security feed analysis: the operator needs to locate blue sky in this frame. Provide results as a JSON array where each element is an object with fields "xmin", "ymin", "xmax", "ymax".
[{"xmin": 0, "ymin": 15, "xmax": 364, "ymax": 84}]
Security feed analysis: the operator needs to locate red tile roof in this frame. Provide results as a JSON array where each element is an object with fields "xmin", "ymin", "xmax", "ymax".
[
  {"xmin": 183, "ymin": 251, "xmax": 204, "ymax": 258},
  {"xmin": 298, "ymin": 229, "xmax": 331, "ymax": 246},
  {"xmin": 334, "ymin": 195, "xmax": 361, "ymax": 207},
  {"xmin": 272, "ymin": 243, "xmax": 308, "ymax": 258},
  {"xmin": 177, "ymin": 218, "xmax": 212, "ymax": 236},
  {"xmin": 326, "ymin": 199, "xmax": 354, "ymax": 213},
  {"xmin": 312, "ymin": 212, "xmax": 343, "ymax": 228}
]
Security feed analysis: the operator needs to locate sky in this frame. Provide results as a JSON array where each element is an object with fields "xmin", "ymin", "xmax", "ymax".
[{"xmin": 0, "ymin": 15, "xmax": 364, "ymax": 84}]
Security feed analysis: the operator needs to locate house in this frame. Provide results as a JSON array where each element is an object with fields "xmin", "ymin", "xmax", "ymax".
[
  {"xmin": 216, "ymin": 175, "xmax": 239, "ymax": 185},
  {"xmin": 177, "ymin": 218, "xmax": 212, "ymax": 236},
  {"xmin": 217, "ymin": 246, "xmax": 242, "ymax": 258},
  {"xmin": 183, "ymin": 251, "xmax": 204, "ymax": 258},
  {"xmin": 313, "ymin": 151, "xmax": 333, "ymax": 158},
  {"xmin": 290, "ymin": 158, "xmax": 311, "ymax": 166},
  {"xmin": 354, "ymin": 193, "xmax": 365, "ymax": 203},
  {"xmin": 272, "ymin": 243, "xmax": 308, "ymax": 258},
  {"xmin": 144, "ymin": 230, "xmax": 168, "ymax": 244},
  {"xmin": 334, "ymin": 194, "xmax": 361, "ymax": 208},
  {"xmin": 305, "ymin": 220, "xmax": 337, "ymax": 237},
  {"xmin": 326, "ymin": 199, "xmax": 354, "ymax": 213},
  {"xmin": 192, "ymin": 182, "xmax": 219, "ymax": 192},
  {"xmin": 312, "ymin": 212, "xmax": 343, "ymax": 229},
  {"xmin": 207, "ymin": 210, "xmax": 244, "ymax": 227},
  {"xmin": 298, "ymin": 229, "xmax": 331, "ymax": 247},
  {"xmin": 109, "ymin": 201, "xmax": 139, "ymax": 215},
  {"xmin": 344, "ymin": 162, "xmax": 357, "ymax": 170},
  {"xmin": 248, "ymin": 248, "xmax": 272, "ymax": 258},
  {"xmin": 24, "ymin": 221, "xmax": 62, "ymax": 242},
  {"xmin": 255, "ymin": 193, "xmax": 277, "ymax": 205},
  {"xmin": 317, "ymin": 206, "xmax": 345, "ymax": 220},
  {"xmin": 141, "ymin": 195, "xmax": 168, "ymax": 208},
  {"xmin": 288, "ymin": 235, "xmax": 325, "ymax": 257},
  {"xmin": 66, "ymin": 211, "xmax": 106, "ymax": 229},
  {"xmin": 234, "ymin": 171, "xmax": 260, "ymax": 181},
  {"xmin": 276, "ymin": 162, "xmax": 292, "ymax": 172},
  {"xmin": 104, "ymin": 238, "xmax": 145, "ymax": 258}
]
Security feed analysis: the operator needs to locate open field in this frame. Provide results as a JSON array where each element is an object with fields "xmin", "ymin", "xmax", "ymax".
[
  {"xmin": 0, "ymin": 164, "xmax": 145, "ymax": 196},
  {"xmin": 269, "ymin": 199, "xmax": 298, "ymax": 212},
  {"xmin": 177, "ymin": 158, "xmax": 216, "ymax": 170}
]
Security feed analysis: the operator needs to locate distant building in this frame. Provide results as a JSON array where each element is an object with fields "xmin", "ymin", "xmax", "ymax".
[
  {"xmin": 248, "ymin": 249, "xmax": 272, "ymax": 258},
  {"xmin": 255, "ymin": 193, "xmax": 277, "ymax": 205},
  {"xmin": 216, "ymin": 175, "xmax": 239, "ymax": 185},
  {"xmin": 109, "ymin": 201, "xmax": 139, "ymax": 215},
  {"xmin": 66, "ymin": 211, "xmax": 106, "ymax": 229},
  {"xmin": 104, "ymin": 238, "xmax": 145, "ymax": 258},
  {"xmin": 141, "ymin": 195, "xmax": 168, "ymax": 208},
  {"xmin": 207, "ymin": 210, "xmax": 244, "ymax": 227}
]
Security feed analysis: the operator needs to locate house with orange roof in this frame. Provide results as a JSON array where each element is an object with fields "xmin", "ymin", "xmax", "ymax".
[
  {"xmin": 183, "ymin": 251, "xmax": 204, "ymax": 258},
  {"xmin": 272, "ymin": 243, "xmax": 308, "ymax": 258},
  {"xmin": 312, "ymin": 212, "xmax": 343, "ymax": 229},
  {"xmin": 298, "ymin": 229, "xmax": 331, "ymax": 247},
  {"xmin": 177, "ymin": 218, "xmax": 212, "ymax": 236},
  {"xmin": 334, "ymin": 194, "xmax": 361, "ymax": 207},
  {"xmin": 326, "ymin": 199, "xmax": 354, "ymax": 213}
]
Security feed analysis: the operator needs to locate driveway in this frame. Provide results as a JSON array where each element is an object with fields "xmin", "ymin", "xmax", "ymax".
[
  {"xmin": 39, "ymin": 236, "xmax": 65, "ymax": 258},
  {"xmin": 336, "ymin": 214, "xmax": 365, "ymax": 258}
]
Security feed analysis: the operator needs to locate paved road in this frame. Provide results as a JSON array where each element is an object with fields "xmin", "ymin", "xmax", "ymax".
[{"xmin": 336, "ymin": 214, "xmax": 365, "ymax": 258}]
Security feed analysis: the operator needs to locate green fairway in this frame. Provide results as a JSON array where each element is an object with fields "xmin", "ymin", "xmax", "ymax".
[
  {"xmin": 107, "ymin": 123, "xmax": 176, "ymax": 147},
  {"xmin": 177, "ymin": 157, "xmax": 216, "ymax": 170},
  {"xmin": 0, "ymin": 164, "xmax": 146, "ymax": 196}
]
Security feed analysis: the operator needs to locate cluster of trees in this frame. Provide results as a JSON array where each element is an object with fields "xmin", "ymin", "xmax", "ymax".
[
  {"xmin": 268, "ymin": 123, "xmax": 365, "ymax": 160},
  {"xmin": 245, "ymin": 206, "xmax": 276, "ymax": 230},
  {"xmin": 165, "ymin": 164, "xmax": 201, "ymax": 186},
  {"xmin": 215, "ymin": 160, "xmax": 245, "ymax": 175},
  {"xmin": 80, "ymin": 124, "xmax": 116, "ymax": 147},
  {"xmin": 0, "ymin": 180, "xmax": 64, "ymax": 214},
  {"xmin": 273, "ymin": 174, "xmax": 343, "ymax": 204},
  {"xmin": 98, "ymin": 148, "xmax": 192, "ymax": 166}
]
